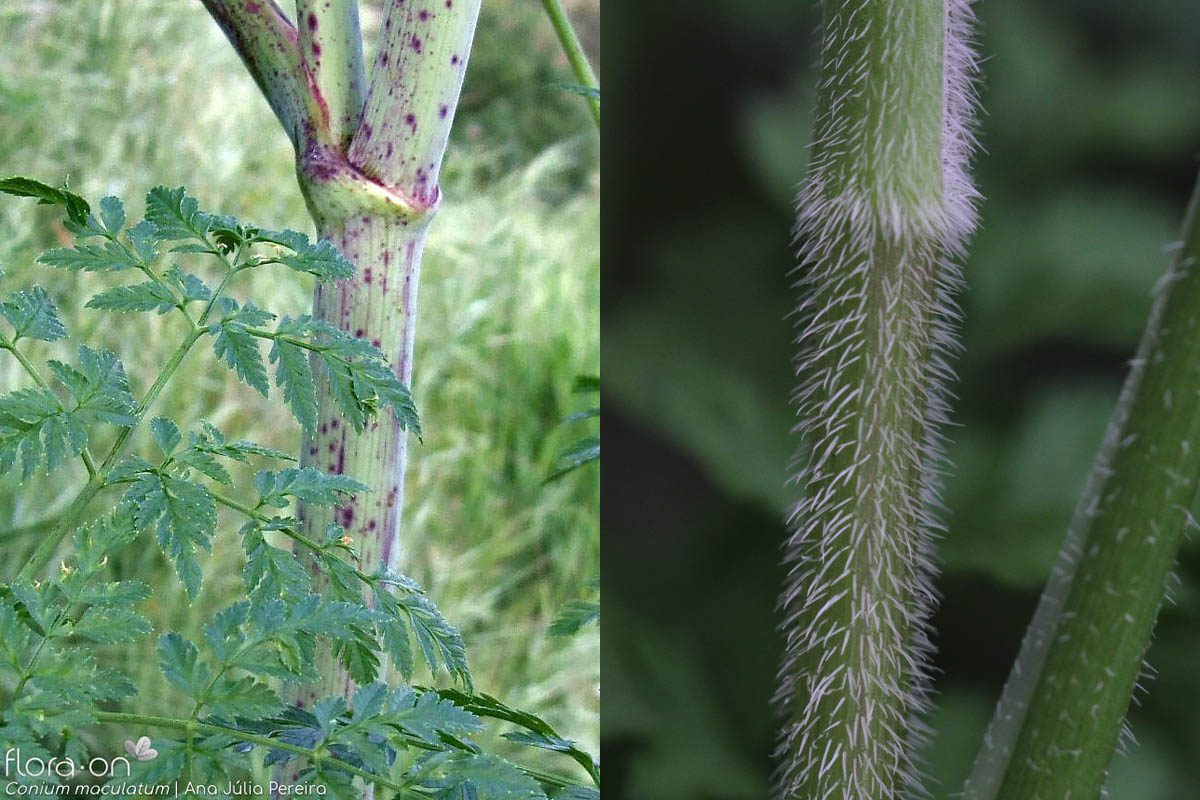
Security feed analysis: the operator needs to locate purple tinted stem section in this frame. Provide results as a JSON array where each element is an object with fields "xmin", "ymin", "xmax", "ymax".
[
  {"xmin": 347, "ymin": 0, "xmax": 482, "ymax": 205},
  {"xmin": 287, "ymin": 211, "xmax": 425, "ymax": 745},
  {"xmin": 199, "ymin": 0, "xmax": 311, "ymax": 147},
  {"xmin": 301, "ymin": 214, "xmax": 426, "ymax": 571},
  {"xmin": 287, "ymin": 213, "xmax": 428, "ymax": 754},
  {"xmin": 207, "ymin": 0, "xmax": 481, "ymax": 758}
]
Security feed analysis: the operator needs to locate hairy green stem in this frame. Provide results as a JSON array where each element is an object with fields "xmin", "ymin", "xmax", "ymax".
[
  {"xmin": 966, "ymin": 174, "xmax": 1200, "ymax": 799},
  {"xmin": 776, "ymin": 1, "xmax": 976, "ymax": 798},
  {"xmin": 538, "ymin": 0, "xmax": 600, "ymax": 128}
]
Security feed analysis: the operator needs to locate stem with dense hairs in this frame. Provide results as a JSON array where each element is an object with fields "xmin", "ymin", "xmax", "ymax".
[
  {"xmin": 776, "ymin": 2, "xmax": 977, "ymax": 798},
  {"xmin": 964, "ymin": 174, "xmax": 1200, "ymax": 799},
  {"xmin": 200, "ymin": 0, "xmax": 480, "ymax": 720}
]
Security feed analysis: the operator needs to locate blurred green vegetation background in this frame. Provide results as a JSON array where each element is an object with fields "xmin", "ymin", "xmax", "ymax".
[
  {"xmin": 604, "ymin": 1, "xmax": 1200, "ymax": 797},
  {"xmin": 0, "ymin": 0, "xmax": 598, "ymax": 775}
]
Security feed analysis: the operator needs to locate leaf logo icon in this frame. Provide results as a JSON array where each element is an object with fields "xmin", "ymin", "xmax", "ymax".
[{"xmin": 123, "ymin": 736, "xmax": 158, "ymax": 761}]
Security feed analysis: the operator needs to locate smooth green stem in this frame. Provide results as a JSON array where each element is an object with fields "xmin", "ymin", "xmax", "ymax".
[
  {"xmin": 0, "ymin": 513, "xmax": 62, "ymax": 540},
  {"xmin": 538, "ymin": 0, "xmax": 600, "ymax": 128},
  {"xmin": 968, "ymin": 174, "xmax": 1200, "ymax": 799}
]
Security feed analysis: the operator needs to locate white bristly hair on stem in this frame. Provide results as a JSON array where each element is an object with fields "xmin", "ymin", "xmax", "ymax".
[{"xmin": 775, "ymin": 2, "xmax": 978, "ymax": 798}]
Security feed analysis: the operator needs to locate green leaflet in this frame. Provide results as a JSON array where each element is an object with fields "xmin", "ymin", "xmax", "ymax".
[
  {"xmin": 145, "ymin": 185, "xmax": 220, "ymax": 245},
  {"xmin": 164, "ymin": 265, "xmax": 214, "ymax": 302},
  {"xmin": 215, "ymin": 310, "xmax": 420, "ymax": 436},
  {"xmin": 86, "ymin": 280, "xmax": 177, "ymax": 313},
  {"xmin": 158, "ymin": 596, "xmax": 380, "ymax": 709},
  {"xmin": 123, "ymin": 472, "xmax": 217, "ymax": 599},
  {"xmin": 0, "ymin": 176, "xmax": 90, "ymax": 224},
  {"xmin": 0, "ymin": 346, "xmax": 135, "ymax": 478},
  {"xmin": 270, "ymin": 323, "xmax": 320, "ymax": 432},
  {"xmin": 210, "ymin": 298, "xmax": 276, "ymax": 397},
  {"xmin": 547, "ymin": 375, "xmax": 599, "ymax": 482},
  {"xmin": 547, "ymin": 599, "xmax": 599, "ymax": 637},
  {"xmin": 157, "ymin": 633, "xmax": 208, "ymax": 697},
  {"xmin": 38, "ymin": 239, "xmax": 141, "ymax": 272},
  {"xmin": 149, "ymin": 416, "xmax": 182, "ymax": 455},
  {"xmin": 255, "ymin": 466, "xmax": 367, "ymax": 508},
  {"xmin": 0, "ymin": 287, "xmax": 68, "ymax": 342},
  {"xmin": 436, "ymin": 688, "xmax": 601, "ymax": 785},
  {"xmin": 0, "ymin": 513, "xmax": 150, "ymax": 749},
  {"xmin": 172, "ymin": 420, "xmax": 295, "ymax": 485},
  {"xmin": 0, "ymin": 387, "xmax": 85, "ymax": 478},
  {"xmin": 408, "ymin": 751, "xmax": 545, "ymax": 799},
  {"xmin": 67, "ymin": 606, "xmax": 151, "ymax": 644},
  {"xmin": 251, "ymin": 228, "xmax": 355, "ymax": 280},
  {"xmin": 243, "ymin": 530, "xmax": 312, "ymax": 603},
  {"xmin": 548, "ymin": 435, "xmax": 599, "ymax": 481},
  {"xmin": 97, "ymin": 194, "xmax": 125, "ymax": 233},
  {"xmin": 189, "ymin": 420, "xmax": 294, "ymax": 462},
  {"xmin": 48, "ymin": 345, "xmax": 137, "ymax": 426},
  {"xmin": 374, "ymin": 576, "xmax": 472, "ymax": 690},
  {"xmin": 271, "ymin": 314, "xmax": 421, "ymax": 434}
]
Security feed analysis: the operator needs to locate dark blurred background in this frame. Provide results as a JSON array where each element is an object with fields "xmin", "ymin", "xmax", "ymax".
[{"xmin": 602, "ymin": 1, "xmax": 1200, "ymax": 797}]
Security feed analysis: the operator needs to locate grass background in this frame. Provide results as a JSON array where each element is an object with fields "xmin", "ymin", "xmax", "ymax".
[
  {"xmin": 604, "ymin": 1, "xmax": 1200, "ymax": 798},
  {"xmin": 0, "ymin": 0, "xmax": 598, "ymax": 777}
]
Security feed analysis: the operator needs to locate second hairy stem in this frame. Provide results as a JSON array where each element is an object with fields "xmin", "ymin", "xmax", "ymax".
[{"xmin": 966, "ymin": 175, "xmax": 1200, "ymax": 800}]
